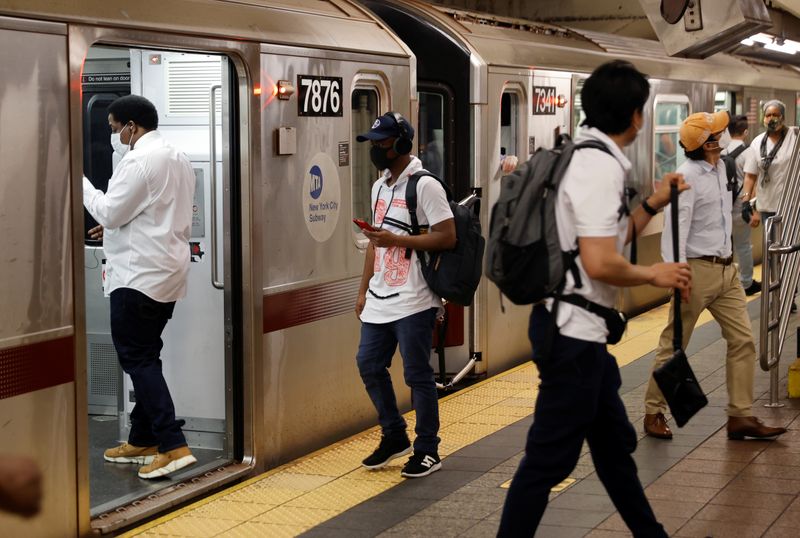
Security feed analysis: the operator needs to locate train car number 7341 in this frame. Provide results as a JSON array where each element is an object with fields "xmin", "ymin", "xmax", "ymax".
[{"xmin": 297, "ymin": 75, "xmax": 343, "ymax": 117}]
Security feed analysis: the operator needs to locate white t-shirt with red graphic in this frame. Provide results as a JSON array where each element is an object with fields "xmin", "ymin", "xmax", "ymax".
[{"xmin": 359, "ymin": 157, "xmax": 454, "ymax": 324}]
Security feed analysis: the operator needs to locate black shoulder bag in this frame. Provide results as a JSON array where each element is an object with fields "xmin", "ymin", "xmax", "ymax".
[{"xmin": 652, "ymin": 184, "xmax": 708, "ymax": 427}]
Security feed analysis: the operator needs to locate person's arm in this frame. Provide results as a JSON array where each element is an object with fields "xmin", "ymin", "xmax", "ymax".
[
  {"xmin": 364, "ymin": 218, "xmax": 456, "ymax": 251},
  {"xmin": 741, "ymin": 171, "xmax": 761, "ymax": 228},
  {"xmin": 83, "ymin": 161, "xmax": 150, "ymax": 229},
  {"xmin": 626, "ymin": 172, "xmax": 688, "ymax": 244},
  {"xmin": 579, "ymin": 236, "xmax": 691, "ymax": 293},
  {"xmin": 363, "ymin": 177, "xmax": 457, "ymax": 251},
  {"xmin": 355, "ymin": 243, "xmax": 375, "ymax": 317}
]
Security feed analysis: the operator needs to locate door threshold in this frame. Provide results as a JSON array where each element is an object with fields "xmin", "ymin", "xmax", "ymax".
[{"xmin": 91, "ymin": 461, "xmax": 251, "ymax": 535}]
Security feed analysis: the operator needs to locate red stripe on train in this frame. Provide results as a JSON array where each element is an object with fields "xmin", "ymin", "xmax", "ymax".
[
  {"xmin": 263, "ymin": 277, "xmax": 361, "ymax": 333},
  {"xmin": 0, "ymin": 336, "xmax": 75, "ymax": 400}
]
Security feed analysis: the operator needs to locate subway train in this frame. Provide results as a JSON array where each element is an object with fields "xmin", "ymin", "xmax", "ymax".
[{"xmin": 1, "ymin": 0, "xmax": 799, "ymax": 534}]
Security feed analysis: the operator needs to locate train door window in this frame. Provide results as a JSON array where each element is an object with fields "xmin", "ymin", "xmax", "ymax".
[
  {"xmin": 501, "ymin": 92, "xmax": 519, "ymax": 160},
  {"xmin": 654, "ymin": 95, "xmax": 690, "ymax": 179},
  {"xmin": 418, "ymin": 90, "xmax": 447, "ymax": 181},
  {"xmin": 715, "ymin": 90, "xmax": 736, "ymax": 113},
  {"xmin": 351, "ymin": 87, "xmax": 380, "ymax": 230},
  {"xmin": 82, "ymin": 44, "xmax": 238, "ymax": 519}
]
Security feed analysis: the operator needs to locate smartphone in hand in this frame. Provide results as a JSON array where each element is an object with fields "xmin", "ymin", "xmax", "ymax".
[{"xmin": 353, "ymin": 218, "xmax": 377, "ymax": 232}]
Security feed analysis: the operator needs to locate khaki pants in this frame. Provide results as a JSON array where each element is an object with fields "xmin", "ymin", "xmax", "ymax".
[{"xmin": 645, "ymin": 259, "xmax": 755, "ymax": 418}]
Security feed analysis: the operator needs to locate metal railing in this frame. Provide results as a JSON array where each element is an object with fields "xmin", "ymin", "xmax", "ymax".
[{"xmin": 759, "ymin": 127, "xmax": 800, "ymax": 407}]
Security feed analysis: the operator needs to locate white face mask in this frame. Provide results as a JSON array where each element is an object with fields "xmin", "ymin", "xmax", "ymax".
[
  {"xmin": 110, "ymin": 131, "xmax": 130, "ymax": 156},
  {"xmin": 717, "ymin": 129, "xmax": 732, "ymax": 151}
]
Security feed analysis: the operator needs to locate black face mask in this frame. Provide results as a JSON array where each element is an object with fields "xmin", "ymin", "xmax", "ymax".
[
  {"xmin": 767, "ymin": 119, "xmax": 782, "ymax": 132},
  {"xmin": 370, "ymin": 145, "xmax": 394, "ymax": 171}
]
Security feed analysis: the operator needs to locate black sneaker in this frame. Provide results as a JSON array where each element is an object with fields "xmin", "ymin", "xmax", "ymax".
[
  {"xmin": 744, "ymin": 280, "xmax": 761, "ymax": 296},
  {"xmin": 361, "ymin": 436, "xmax": 411, "ymax": 470},
  {"xmin": 400, "ymin": 451, "xmax": 441, "ymax": 478}
]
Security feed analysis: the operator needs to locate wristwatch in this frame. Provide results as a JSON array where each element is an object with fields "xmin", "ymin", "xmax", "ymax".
[{"xmin": 641, "ymin": 198, "xmax": 659, "ymax": 216}]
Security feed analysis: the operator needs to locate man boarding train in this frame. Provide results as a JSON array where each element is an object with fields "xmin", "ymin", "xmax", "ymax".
[{"xmin": 83, "ymin": 95, "xmax": 197, "ymax": 479}]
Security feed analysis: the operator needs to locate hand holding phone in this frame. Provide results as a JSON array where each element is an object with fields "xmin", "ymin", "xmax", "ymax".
[{"xmin": 353, "ymin": 218, "xmax": 376, "ymax": 232}]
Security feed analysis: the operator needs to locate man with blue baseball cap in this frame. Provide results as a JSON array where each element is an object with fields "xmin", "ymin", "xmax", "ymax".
[{"xmin": 353, "ymin": 111, "xmax": 455, "ymax": 478}]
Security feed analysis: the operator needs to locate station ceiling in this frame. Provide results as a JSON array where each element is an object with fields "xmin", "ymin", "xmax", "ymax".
[{"xmin": 428, "ymin": 0, "xmax": 800, "ymax": 65}]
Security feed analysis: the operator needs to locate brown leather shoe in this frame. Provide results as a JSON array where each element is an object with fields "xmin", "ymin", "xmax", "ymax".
[
  {"xmin": 727, "ymin": 416, "xmax": 787, "ymax": 440},
  {"xmin": 644, "ymin": 413, "xmax": 673, "ymax": 439}
]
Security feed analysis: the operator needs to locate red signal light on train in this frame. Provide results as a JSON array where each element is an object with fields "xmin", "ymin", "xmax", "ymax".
[
  {"xmin": 556, "ymin": 94, "xmax": 567, "ymax": 108},
  {"xmin": 253, "ymin": 85, "xmax": 262, "ymax": 96}
]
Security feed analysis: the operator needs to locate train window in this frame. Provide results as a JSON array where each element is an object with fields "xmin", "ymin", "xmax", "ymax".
[
  {"xmin": 418, "ymin": 91, "xmax": 446, "ymax": 181},
  {"xmin": 715, "ymin": 90, "xmax": 735, "ymax": 113},
  {"xmin": 351, "ymin": 88, "xmax": 380, "ymax": 224},
  {"xmin": 654, "ymin": 95, "xmax": 690, "ymax": 179},
  {"xmin": 501, "ymin": 92, "xmax": 519, "ymax": 158}
]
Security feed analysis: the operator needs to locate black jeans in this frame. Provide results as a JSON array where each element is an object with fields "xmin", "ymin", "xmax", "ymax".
[
  {"xmin": 110, "ymin": 287, "xmax": 186, "ymax": 452},
  {"xmin": 497, "ymin": 305, "xmax": 666, "ymax": 538}
]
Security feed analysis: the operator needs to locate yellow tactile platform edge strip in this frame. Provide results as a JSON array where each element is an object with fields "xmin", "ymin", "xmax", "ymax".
[{"xmin": 124, "ymin": 269, "xmax": 762, "ymax": 537}]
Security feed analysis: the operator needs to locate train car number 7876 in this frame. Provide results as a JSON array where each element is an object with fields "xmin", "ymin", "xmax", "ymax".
[{"xmin": 297, "ymin": 75, "xmax": 343, "ymax": 117}]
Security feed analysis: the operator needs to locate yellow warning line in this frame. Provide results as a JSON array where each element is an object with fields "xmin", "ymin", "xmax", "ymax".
[{"xmin": 124, "ymin": 269, "xmax": 762, "ymax": 537}]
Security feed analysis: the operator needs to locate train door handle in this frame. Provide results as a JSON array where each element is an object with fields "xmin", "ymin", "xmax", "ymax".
[{"xmin": 209, "ymin": 84, "xmax": 224, "ymax": 290}]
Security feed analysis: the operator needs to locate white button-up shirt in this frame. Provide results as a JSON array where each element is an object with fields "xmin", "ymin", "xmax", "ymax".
[
  {"xmin": 661, "ymin": 157, "xmax": 731, "ymax": 263},
  {"xmin": 83, "ymin": 130, "xmax": 195, "ymax": 303},
  {"xmin": 549, "ymin": 127, "xmax": 632, "ymax": 343}
]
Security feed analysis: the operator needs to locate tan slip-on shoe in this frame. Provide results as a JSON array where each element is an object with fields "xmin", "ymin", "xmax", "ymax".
[
  {"xmin": 137, "ymin": 446, "xmax": 197, "ymax": 479},
  {"xmin": 103, "ymin": 443, "xmax": 158, "ymax": 464}
]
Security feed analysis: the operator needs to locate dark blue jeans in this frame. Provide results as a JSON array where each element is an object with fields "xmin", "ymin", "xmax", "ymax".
[
  {"xmin": 110, "ymin": 287, "xmax": 186, "ymax": 453},
  {"xmin": 356, "ymin": 308, "xmax": 439, "ymax": 454},
  {"xmin": 498, "ymin": 305, "xmax": 666, "ymax": 538}
]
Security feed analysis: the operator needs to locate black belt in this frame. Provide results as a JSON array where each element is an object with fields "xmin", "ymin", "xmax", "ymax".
[{"xmin": 690, "ymin": 255, "xmax": 733, "ymax": 266}]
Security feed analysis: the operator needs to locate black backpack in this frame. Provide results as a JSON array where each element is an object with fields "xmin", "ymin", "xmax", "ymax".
[
  {"xmin": 485, "ymin": 137, "xmax": 611, "ymax": 305},
  {"xmin": 721, "ymin": 143, "xmax": 748, "ymax": 203},
  {"xmin": 406, "ymin": 171, "xmax": 485, "ymax": 306}
]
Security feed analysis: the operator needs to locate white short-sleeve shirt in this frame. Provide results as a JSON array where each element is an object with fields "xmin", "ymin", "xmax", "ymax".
[
  {"xmin": 743, "ymin": 127, "xmax": 798, "ymax": 213},
  {"xmin": 359, "ymin": 156, "xmax": 454, "ymax": 324},
  {"xmin": 548, "ymin": 127, "xmax": 632, "ymax": 344}
]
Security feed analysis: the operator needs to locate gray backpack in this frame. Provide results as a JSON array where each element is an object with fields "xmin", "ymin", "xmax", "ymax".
[{"xmin": 485, "ymin": 137, "xmax": 610, "ymax": 305}]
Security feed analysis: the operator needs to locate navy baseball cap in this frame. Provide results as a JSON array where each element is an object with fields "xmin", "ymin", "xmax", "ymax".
[{"xmin": 356, "ymin": 112, "xmax": 415, "ymax": 142}]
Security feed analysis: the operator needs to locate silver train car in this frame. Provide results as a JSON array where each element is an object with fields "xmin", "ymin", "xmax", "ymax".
[{"xmin": 1, "ymin": 0, "xmax": 799, "ymax": 535}]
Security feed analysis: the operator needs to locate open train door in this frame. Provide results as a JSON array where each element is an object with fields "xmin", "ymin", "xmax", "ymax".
[{"xmin": 79, "ymin": 43, "xmax": 247, "ymax": 532}]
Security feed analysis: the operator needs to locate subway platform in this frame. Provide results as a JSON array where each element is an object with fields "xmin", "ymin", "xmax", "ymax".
[{"xmin": 124, "ymin": 290, "xmax": 800, "ymax": 538}]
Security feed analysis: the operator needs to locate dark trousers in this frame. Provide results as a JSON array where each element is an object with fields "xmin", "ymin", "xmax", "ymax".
[
  {"xmin": 356, "ymin": 308, "xmax": 440, "ymax": 454},
  {"xmin": 110, "ymin": 287, "xmax": 186, "ymax": 453},
  {"xmin": 497, "ymin": 305, "xmax": 666, "ymax": 538}
]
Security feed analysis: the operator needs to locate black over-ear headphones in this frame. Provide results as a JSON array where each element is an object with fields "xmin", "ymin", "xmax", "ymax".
[{"xmin": 388, "ymin": 112, "xmax": 413, "ymax": 155}]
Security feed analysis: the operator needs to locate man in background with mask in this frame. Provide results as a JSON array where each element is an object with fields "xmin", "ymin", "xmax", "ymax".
[
  {"xmin": 742, "ymin": 100, "xmax": 798, "ymax": 311},
  {"xmin": 722, "ymin": 114, "xmax": 759, "ymax": 295},
  {"xmin": 83, "ymin": 95, "xmax": 197, "ymax": 479},
  {"xmin": 353, "ymin": 112, "xmax": 455, "ymax": 478},
  {"xmin": 643, "ymin": 111, "xmax": 786, "ymax": 442}
]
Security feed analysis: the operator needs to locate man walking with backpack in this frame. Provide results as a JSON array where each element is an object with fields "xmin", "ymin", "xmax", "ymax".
[
  {"xmin": 353, "ymin": 112, "xmax": 456, "ymax": 478},
  {"xmin": 723, "ymin": 114, "xmax": 759, "ymax": 295},
  {"xmin": 497, "ymin": 60, "xmax": 692, "ymax": 537}
]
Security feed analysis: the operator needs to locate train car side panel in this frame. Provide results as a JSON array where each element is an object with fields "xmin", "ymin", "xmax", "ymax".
[{"xmin": 0, "ymin": 21, "xmax": 78, "ymax": 535}]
